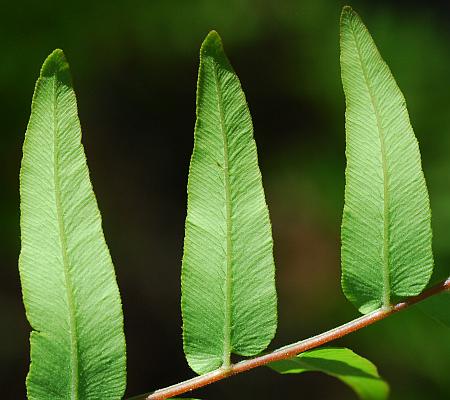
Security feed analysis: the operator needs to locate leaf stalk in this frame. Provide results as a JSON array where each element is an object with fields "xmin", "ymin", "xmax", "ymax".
[{"xmin": 127, "ymin": 277, "xmax": 450, "ymax": 400}]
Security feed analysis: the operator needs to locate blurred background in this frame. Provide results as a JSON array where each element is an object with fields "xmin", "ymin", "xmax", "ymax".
[{"xmin": 0, "ymin": 0, "xmax": 449, "ymax": 398}]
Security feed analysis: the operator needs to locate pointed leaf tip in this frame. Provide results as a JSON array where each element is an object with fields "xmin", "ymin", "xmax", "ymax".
[
  {"xmin": 40, "ymin": 49, "xmax": 69, "ymax": 78},
  {"xmin": 206, "ymin": 30, "xmax": 221, "ymax": 40},
  {"xmin": 340, "ymin": 6, "xmax": 360, "ymax": 28},
  {"xmin": 200, "ymin": 31, "xmax": 227, "ymax": 59},
  {"xmin": 204, "ymin": 30, "xmax": 222, "ymax": 44},
  {"xmin": 341, "ymin": 5, "xmax": 355, "ymax": 16}
]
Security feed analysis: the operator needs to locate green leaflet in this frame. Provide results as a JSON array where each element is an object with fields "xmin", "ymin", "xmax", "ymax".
[
  {"xmin": 181, "ymin": 31, "xmax": 277, "ymax": 374},
  {"xmin": 269, "ymin": 347, "xmax": 389, "ymax": 400},
  {"xmin": 340, "ymin": 7, "xmax": 434, "ymax": 313},
  {"xmin": 19, "ymin": 50, "xmax": 126, "ymax": 399}
]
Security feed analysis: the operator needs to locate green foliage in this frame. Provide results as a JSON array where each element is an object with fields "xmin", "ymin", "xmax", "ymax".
[
  {"xmin": 19, "ymin": 50, "xmax": 126, "ymax": 399},
  {"xmin": 181, "ymin": 31, "xmax": 277, "ymax": 375},
  {"xmin": 13, "ymin": 5, "xmax": 449, "ymax": 400},
  {"xmin": 339, "ymin": 7, "xmax": 434, "ymax": 313},
  {"xmin": 269, "ymin": 347, "xmax": 389, "ymax": 400}
]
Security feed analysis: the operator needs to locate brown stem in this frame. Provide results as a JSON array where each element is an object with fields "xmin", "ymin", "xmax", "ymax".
[{"xmin": 127, "ymin": 277, "xmax": 449, "ymax": 400}]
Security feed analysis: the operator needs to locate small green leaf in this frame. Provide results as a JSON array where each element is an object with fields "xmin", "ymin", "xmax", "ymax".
[
  {"xmin": 19, "ymin": 50, "xmax": 126, "ymax": 399},
  {"xmin": 269, "ymin": 347, "xmax": 389, "ymax": 400},
  {"xmin": 181, "ymin": 31, "xmax": 277, "ymax": 374},
  {"xmin": 340, "ymin": 6, "xmax": 433, "ymax": 313},
  {"xmin": 420, "ymin": 287, "xmax": 450, "ymax": 328}
]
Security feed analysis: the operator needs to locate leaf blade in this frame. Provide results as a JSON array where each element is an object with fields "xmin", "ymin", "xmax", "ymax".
[
  {"xmin": 269, "ymin": 347, "xmax": 389, "ymax": 400},
  {"xmin": 340, "ymin": 7, "xmax": 433, "ymax": 313},
  {"xmin": 181, "ymin": 31, "xmax": 277, "ymax": 374},
  {"xmin": 19, "ymin": 50, "xmax": 126, "ymax": 399}
]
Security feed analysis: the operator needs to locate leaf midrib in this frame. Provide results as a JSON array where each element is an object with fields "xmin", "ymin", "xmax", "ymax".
[
  {"xmin": 52, "ymin": 76, "xmax": 79, "ymax": 399},
  {"xmin": 350, "ymin": 26, "xmax": 391, "ymax": 308},
  {"xmin": 211, "ymin": 60, "xmax": 233, "ymax": 368}
]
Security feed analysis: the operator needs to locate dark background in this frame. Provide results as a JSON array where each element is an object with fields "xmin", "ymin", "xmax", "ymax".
[{"xmin": 0, "ymin": 0, "xmax": 449, "ymax": 398}]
